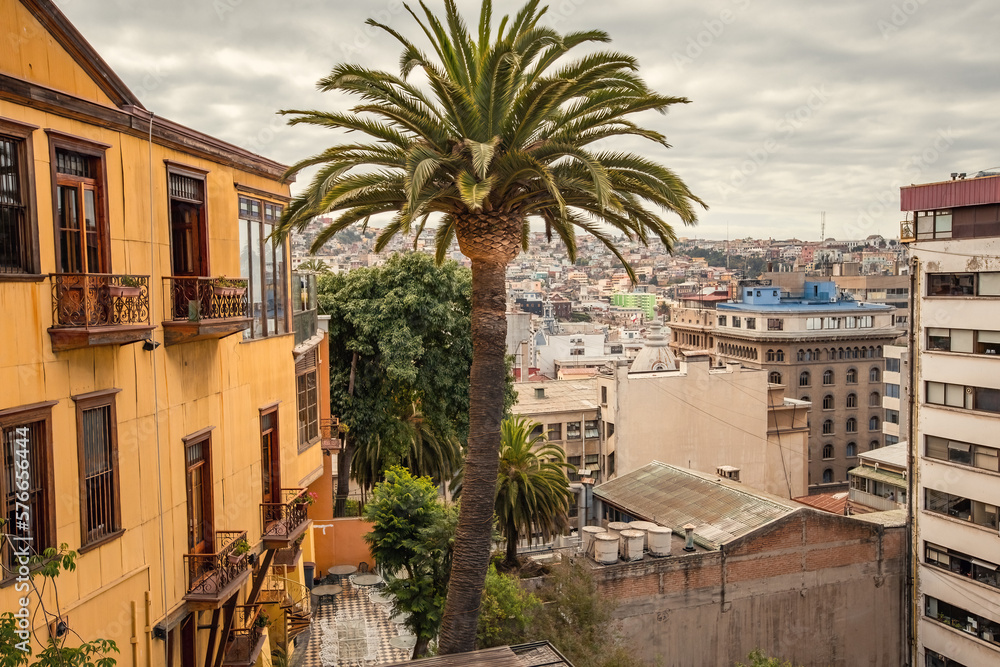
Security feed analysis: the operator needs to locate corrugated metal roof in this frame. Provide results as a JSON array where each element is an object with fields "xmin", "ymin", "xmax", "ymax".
[
  {"xmin": 901, "ymin": 174, "xmax": 1000, "ymax": 211},
  {"xmin": 849, "ymin": 465, "xmax": 906, "ymax": 486},
  {"xmin": 594, "ymin": 462, "xmax": 800, "ymax": 549}
]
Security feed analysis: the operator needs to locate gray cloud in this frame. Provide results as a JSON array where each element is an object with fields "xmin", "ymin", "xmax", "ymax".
[{"xmin": 56, "ymin": 0, "xmax": 1000, "ymax": 242}]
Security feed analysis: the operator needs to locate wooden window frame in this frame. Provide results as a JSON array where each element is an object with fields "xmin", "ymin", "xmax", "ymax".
[
  {"xmin": 165, "ymin": 161, "xmax": 210, "ymax": 278},
  {"xmin": 0, "ymin": 400, "xmax": 57, "ymax": 585},
  {"xmin": 182, "ymin": 427, "xmax": 214, "ymax": 554},
  {"xmin": 296, "ymin": 348, "xmax": 320, "ymax": 452},
  {"xmin": 239, "ymin": 195, "xmax": 290, "ymax": 340},
  {"xmin": 0, "ymin": 117, "xmax": 41, "ymax": 279},
  {"xmin": 73, "ymin": 388, "xmax": 123, "ymax": 551},
  {"xmin": 46, "ymin": 131, "xmax": 111, "ymax": 276}
]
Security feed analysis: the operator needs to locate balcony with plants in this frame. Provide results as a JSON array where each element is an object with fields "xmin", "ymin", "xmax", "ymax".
[
  {"xmin": 182, "ymin": 530, "xmax": 253, "ymax": 610},
  {"xmin": 261, "ymin": 488, "xmax": 313, "ymax": 550},
  {"xmin": 221, "ymin": 604, "xmax": 268, "ymax": 667},
  {"xmin": 48, "ymin": 273, "xmax": 154, "ymax": 351},
  {"xmin": 161, "ymin": 276, "xmax": 251, "ymax": 345}
]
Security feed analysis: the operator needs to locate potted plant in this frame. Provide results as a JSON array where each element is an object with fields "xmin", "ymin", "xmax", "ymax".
[
  {"xmin": 213, "ymin": 277, "xmax": 247, "ymax": 298},
  {"xmin": 292, "ymin": 491, "xmax": 318, "ymax": 507},
  {"xmin": 109, "ymin": 276, "xmax": 143, "ymax": 299},
  {"xmin": 229, "ymin": 537, "xmax": 250, "ymax": 564},
  {"xmin": 254, "ymin": 611, "xmax": 269, "ymax": 629}
]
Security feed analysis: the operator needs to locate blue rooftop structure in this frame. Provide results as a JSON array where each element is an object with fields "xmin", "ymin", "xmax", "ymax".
[{"xmin": 719, "ymin": 280, "xmax": 893, "ymax": 314}]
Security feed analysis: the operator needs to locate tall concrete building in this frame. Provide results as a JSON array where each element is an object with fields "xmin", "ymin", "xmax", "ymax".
[
  {"xmin": 902, "ymin": 172, "xmax": 1000, "ymax": 666},
  {"xmin": 669, "ymin": 282, "xmax": 902, "ymax": 492}
]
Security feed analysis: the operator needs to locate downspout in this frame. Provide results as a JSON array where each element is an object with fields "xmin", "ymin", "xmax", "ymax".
[
  {"xmin": 906, "ymin": 255, "xmax": 919, "ymax": 666},
  {"xmin": 147, "ymin": 110, "xmax": 170, "ymax": 665}
]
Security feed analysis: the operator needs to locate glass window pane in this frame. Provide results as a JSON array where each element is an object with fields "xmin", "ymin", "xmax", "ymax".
[
  {"xmin": 240, "ymin": 220, "xmax": 252, "ymax": 338},
  {"xmin": 250, "ymin": 220, "xmax": 262, "ymax": 337},
  {"xmin": 927, "ymin": 382, "xmax": 945, "ymax": 404},
  {"xmin": 975, "ymin": 387, "xmax": 1000, "ymax": 413},
  {"xmin": 264, "ymin": 222, "xmax": 276, "ymax": 335},
  {"xmin": 274, "ymin": 234, "xmax": 287, "ymax": 335}
]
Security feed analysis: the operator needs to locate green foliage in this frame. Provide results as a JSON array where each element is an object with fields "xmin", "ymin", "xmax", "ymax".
[
  {"xmin": 0, "ymin": 539, "xmax": 119, "ymax": 667},
  {"xmin": 495, "ymin": 416, "xmax": 573, "ymax": 566},
  {"xmin": 318, "ymin": 252, "xmax": 472, "ymax": 488},
  {"xmin": 686, "ymin": 247, "xmax": 769, "ymax": 279},
  {"xmin": 735, "ymin": 649, "xmax": 804, "ymax": 667},
  {"xmin": 570, "ymin": 312, "xmax": 591, "ymax": 322},
  {"xmin": 477, "ymin": 564, "xmax": 539, "ymax": 648},
  {"xmin": 525, "ymin": 560, "xmax": 631, "ymax": 667},
  {"xmin": 295, "ymin": 258, "xmax": 331, "ymax": 274},
  {"xmin": 363, "ymin": 467, "xmax": 457, "ymax": 658}
]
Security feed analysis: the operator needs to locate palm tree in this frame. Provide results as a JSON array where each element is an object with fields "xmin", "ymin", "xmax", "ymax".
[
  {"xmin": 276, "ymin": 0, "xmax": 704, "ymax": 653},
  {"xmin": 496, "ymin": 416, "xmax": 572, "ymax": 569},
  {"xmin": 295, "ymin": 258, "xmax": 331, "ymax": 274}
]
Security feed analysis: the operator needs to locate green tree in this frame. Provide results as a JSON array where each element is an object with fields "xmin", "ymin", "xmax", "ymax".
[
  {"xmin": 496, "ymin": 416, "xmax": 572, "ymax": 568},
  {"xmin": 477, "ymin": 563, "xmax": 539, "ymax": 649},
  {"xmin": 0, "ymin": 528, "xmax": 119, "ymax": 667},
  {"xmin": 363, "ymin": 467, "xmax": 457, "ymax": 659},
  {"xmin": 317, "ymin": 252, "xmax": 471, "ymax": 509},
  {"xmin": 277, "ymin": 0, "xmax": 704, "ymax": 652},
  {"xmin": 526, "ymin": 560, "xmax": 632, "ymax": 667}
]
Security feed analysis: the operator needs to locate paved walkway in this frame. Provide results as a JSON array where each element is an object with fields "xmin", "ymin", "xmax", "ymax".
[{"xmin": 297, "ymin": 581, "xmax": 413, "ymax": 667}]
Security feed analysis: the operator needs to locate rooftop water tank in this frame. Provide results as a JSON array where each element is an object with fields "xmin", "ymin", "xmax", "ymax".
[
  {"xmin": 581, "ymin": 525, "xmax": 606, "ymax": 556},
  {"xmin": 606, "ymin": 521, "xmax": 629, "ymax": 541},
  {"xmin": 592, "ymin": 533, "xmax": 619, "ymax": 565},
  {"xmin": 619, "ymin": 529, "xmax": 645, "ymax": 562},
  {"xmin": 627, "ymin": 521, "xmax": 657, "ymax": 550},
  {"xmin": 647, "ymin": 526, "xmax": 673, "ymax": 557}
]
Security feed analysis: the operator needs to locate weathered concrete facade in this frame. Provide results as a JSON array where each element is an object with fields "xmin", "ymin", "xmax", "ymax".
[{"xmin": 589, "ymin": 510, "xmax": 906, "ymax": 666}]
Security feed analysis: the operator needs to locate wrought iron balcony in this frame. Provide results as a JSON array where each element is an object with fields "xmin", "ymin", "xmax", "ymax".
[
  {"xmin": 261, "ymin": 488, "xmax": 311, "ymax": 550},
  {"xmin": 48, "ymin": 273, "xmax": 154, "ymax": 351},
  {"xmin": 321, "ymin": 417, "xmax": 342, "ymax": 453},
  {"xmin": 899, "ymin": 220, "xmax": 915, "ymax": 243},
  {"xmin": 183, "ymin": 530, "xmax": 252, "ymax": 610},
  {"xmin": 162, "ymin": 276, "xmax": 251, "ymax": 345},
  {"xmin": 221, "ymin": 604, "xmax": 267, "ymax": 667}
]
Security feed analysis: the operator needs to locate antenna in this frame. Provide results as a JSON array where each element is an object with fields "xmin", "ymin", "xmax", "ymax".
[{"xmin": 820, "ymin": 211, "xmax": 826, "ymax": 241}]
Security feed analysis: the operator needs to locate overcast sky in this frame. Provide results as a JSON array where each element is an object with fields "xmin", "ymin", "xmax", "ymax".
[{"xmin": 55, "ymin": 0, "xmax": 999, "ymax": 243}]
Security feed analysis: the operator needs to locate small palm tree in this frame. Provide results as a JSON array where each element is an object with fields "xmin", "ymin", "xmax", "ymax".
[
  {"xmin": 295, "ymin": 258, "xmax": 331, "ymax": 274},
  {"xmin": 276, "ymin": 0, "xmax": 704, "ymax": 652},
  {"xmin": 496, "ymin": 416, "xmax": 572, "ymax": 568}
]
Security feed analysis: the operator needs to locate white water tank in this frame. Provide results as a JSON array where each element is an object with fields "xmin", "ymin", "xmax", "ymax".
[
  {"xmin": 627, "ymin": 521, "xmax": 657, "ymax": 550},
  {"xmin": 592, "ymin": 533, "xmax": 619, "ymax": 565},
  {"xmin": 619, "ymin": 529, "xmax": 645, "ymax": 562},
  {"xmin": 581, "ymin": 525, "xmax": 606, "ymax": 555},
  {"xmin": 606, "ymin": 521, "xmax": 629, "ymax": 541},
  {"xmin": 647, "ymin": 526, "xmax": 673, "ymax": 557}
]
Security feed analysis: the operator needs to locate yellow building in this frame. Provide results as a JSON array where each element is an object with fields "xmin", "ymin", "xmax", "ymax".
[{"xmin": 0, "ymin": 1, "xmax": 337, "ymax": 664}]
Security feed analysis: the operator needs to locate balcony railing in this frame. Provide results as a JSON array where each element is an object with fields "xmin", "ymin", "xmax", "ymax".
[
  {"xmin": 900, "ymin": 220, "xmax": 915, "ymax": 243},
  {"xmin": 161, "ymin": 277, "xmax": 251, "ymax": 345},
  {"xmin": 164, "ymin": 276, "xmax": 249, "ymax": 321},
  {"xmin": 222, "ymin": 604, "xmax": 266, "ymax": 667},
  {"xmin": 51, "ymin": 273, "xmax": 150, "ymax": 327},
  {"xmin": 261, "ymin": 488, "xmax": 310, "ymax": 548},
  {"xmin": 49, "ymin": 273, "xmax": 154, "ymax": 351},
  {"xmin": 183, "ymin": 530, "xmax": 251, "ymax": 607}
]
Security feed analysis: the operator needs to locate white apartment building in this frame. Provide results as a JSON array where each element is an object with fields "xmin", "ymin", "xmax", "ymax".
[{"xmin": 902, "ymin": 173, "xmax": 1000, "ymax": 667}]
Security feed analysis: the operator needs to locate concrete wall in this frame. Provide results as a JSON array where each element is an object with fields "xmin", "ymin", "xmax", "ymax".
[
  {"xmin": 601, "ymin": 359, "xmax": 809, "ymax": 498},
  {"xmin": 590, "ymin": 510, "xmax": 906, "ymax": 666}
]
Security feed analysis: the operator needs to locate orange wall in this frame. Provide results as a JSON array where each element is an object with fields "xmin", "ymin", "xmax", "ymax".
[{"xmin": 311, "ymin": 518, "xmax": 375, "ymax": 576}]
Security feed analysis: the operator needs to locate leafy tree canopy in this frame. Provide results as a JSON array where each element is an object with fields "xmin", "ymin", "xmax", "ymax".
[
  {"xmin": 735, "ymin": 649, "xmax": 804, "ymax": 667},
  {"xmin": 319, "ymin": 252, "xmax": 472, "ymax": 486},
  {"xmin": 363, "ymin": 467, "xmax": 457, "ymax": 658}
]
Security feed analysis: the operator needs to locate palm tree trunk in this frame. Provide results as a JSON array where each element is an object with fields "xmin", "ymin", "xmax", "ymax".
[
  {"xmin": 438, "ymin": 258, "xmax": 508, "ymax": 654},
  {"xmin": 504, "ymin": 523, "xmax": 519, "ymax": 569},
  {"xmin": 335, "ymin": 351, "xmax": 358, "ymax": 517}
]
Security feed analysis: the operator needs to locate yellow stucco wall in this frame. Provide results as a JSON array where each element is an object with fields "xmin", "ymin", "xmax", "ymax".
[{"xmin": 0, "ymin": 2, "xmax": 326, "ymax": 662}]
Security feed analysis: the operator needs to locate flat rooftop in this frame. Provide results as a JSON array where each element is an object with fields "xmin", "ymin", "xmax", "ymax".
[
  {"xmin": 514, "ymin": 379, "xmax": 599, "ymax": 414},
  {"xmin": 718, "ymin": 300, "xmax": 893, "ymax": 314}
]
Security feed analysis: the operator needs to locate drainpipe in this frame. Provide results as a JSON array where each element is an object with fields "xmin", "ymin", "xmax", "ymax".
[{"xmin": 906, "ymin": 255, "xmax": 919, "ymax": 666}]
